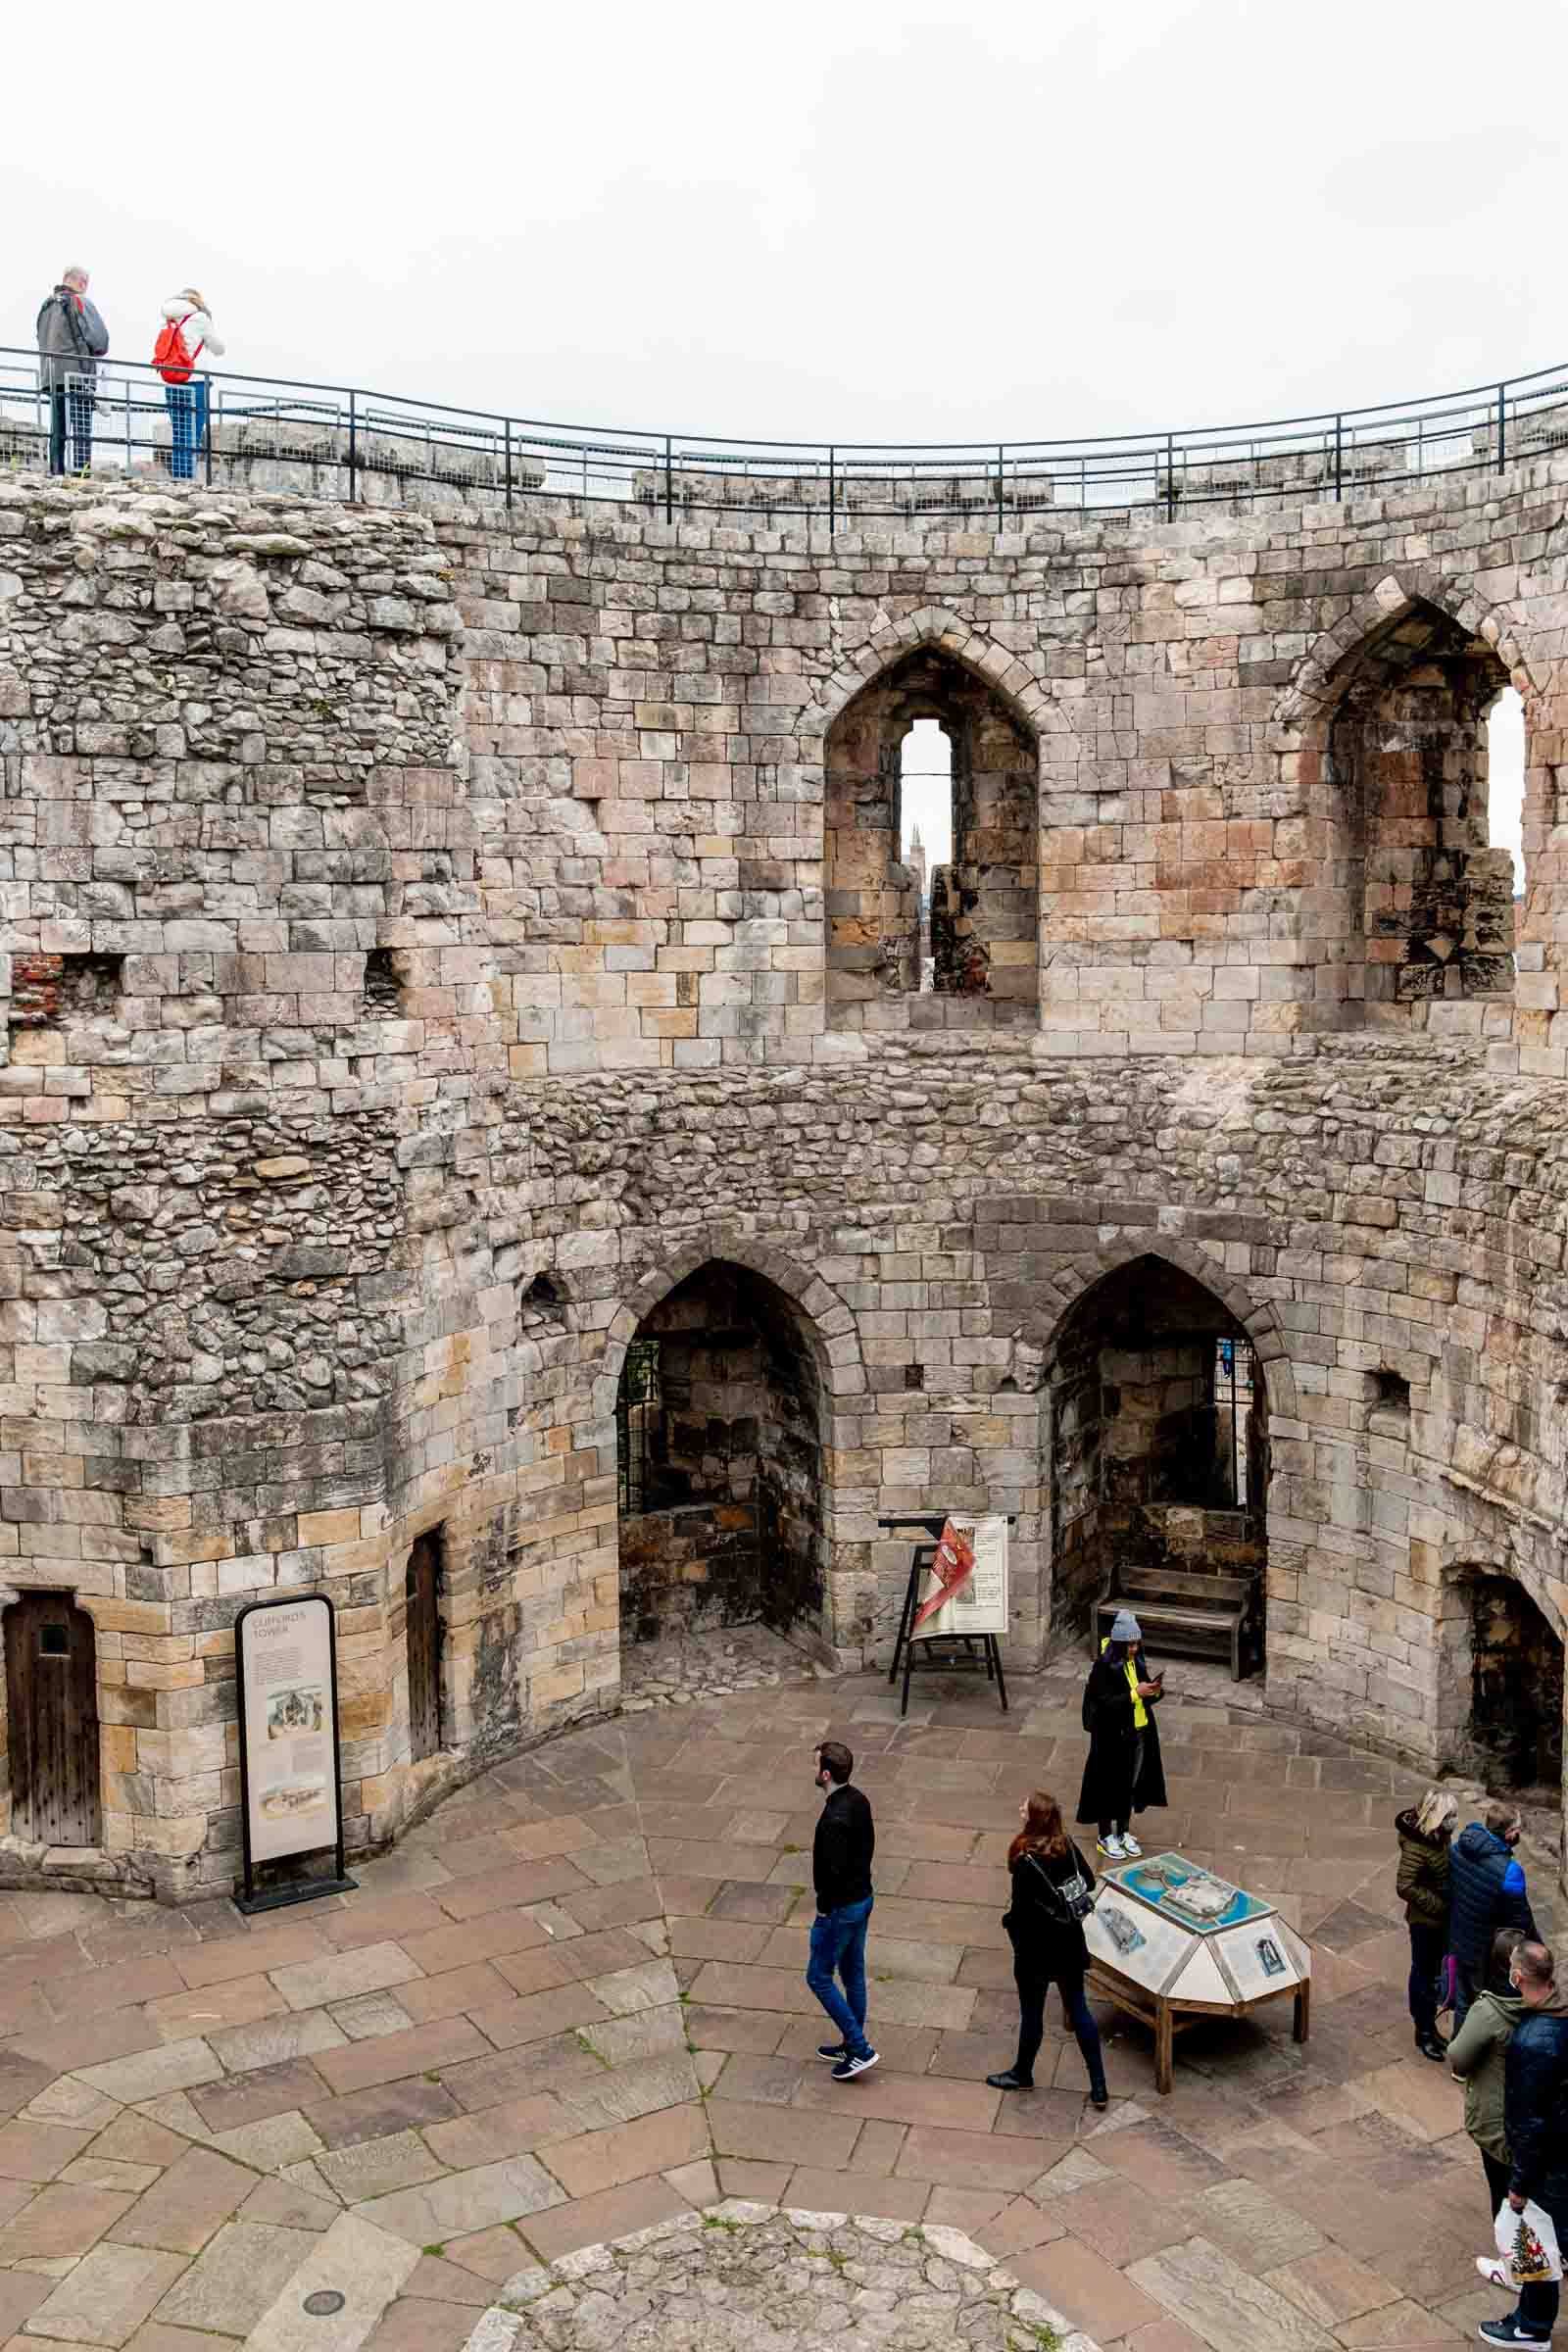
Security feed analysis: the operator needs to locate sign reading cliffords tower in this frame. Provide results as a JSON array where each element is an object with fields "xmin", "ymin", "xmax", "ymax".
[{"xmin": 234, "ymin": 1595, "xmax": 354, "ymax": 1911}]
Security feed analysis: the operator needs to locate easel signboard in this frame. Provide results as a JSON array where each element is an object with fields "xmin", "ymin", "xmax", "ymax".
[
  {"xmin": 234, "ymin": 1593, "xmax": 356, "ymax": 1914},
  {"xmin": 885, "ymin": 1513, "xmax": 1010, "ymax": 1716}
]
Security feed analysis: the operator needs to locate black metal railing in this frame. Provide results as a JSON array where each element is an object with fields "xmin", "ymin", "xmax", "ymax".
[{"xmin": 4, "ymin": 346, "xmax": 1566, "ymax": 521}]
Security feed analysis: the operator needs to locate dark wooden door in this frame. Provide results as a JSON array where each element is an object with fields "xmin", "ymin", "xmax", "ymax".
[
  {"xmin": 406, "ymin": 1535, "xmax": 443, "ymax": 1763},
  {"xmin": 5, "ymin": 1595, "xmax": 102, "ymax": 1846}
]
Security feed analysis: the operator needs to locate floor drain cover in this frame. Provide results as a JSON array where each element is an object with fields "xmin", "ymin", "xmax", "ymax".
[{"xmin": 303, "ymin": 2291, "xmax": 346, "ymax": 2317}]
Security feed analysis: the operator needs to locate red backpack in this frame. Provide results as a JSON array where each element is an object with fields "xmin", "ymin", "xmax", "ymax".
[{"xmin": 153, "ymin": 312, "xmax": 204, "ymax": 385}]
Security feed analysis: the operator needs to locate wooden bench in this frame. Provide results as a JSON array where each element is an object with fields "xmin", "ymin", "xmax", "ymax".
[{"xmin": 1094, "ymin": 1573, "xmax": 1251, "ymax": 1682}]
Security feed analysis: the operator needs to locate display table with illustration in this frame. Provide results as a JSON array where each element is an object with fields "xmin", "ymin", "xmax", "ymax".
[{"xmin": 1084, "ymin": 1851, "xmax": 1311, "ymax": 2093}]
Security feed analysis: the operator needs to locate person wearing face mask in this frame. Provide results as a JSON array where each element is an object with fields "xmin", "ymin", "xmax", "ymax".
[
  {"xmin": 1449, "ymin": 1801, "xmax": 1538, "ymax": 2033},
  {"xmin": 1481, "ymin": 1940, "xmax": 1568, "ymax": 2345},
  {"xmin": 806, "ymin": 1740, "xmax": 877, "ymax": 2082}
]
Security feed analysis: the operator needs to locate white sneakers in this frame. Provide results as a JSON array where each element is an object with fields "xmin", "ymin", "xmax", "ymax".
[
  {"xmin": 1098, "ymin": 1835, "xmax": 1127, "ymax": 1859},
  {"xmin": 1121, "ymin": 1834, "xmax": 1143, "ymax": 1858}
]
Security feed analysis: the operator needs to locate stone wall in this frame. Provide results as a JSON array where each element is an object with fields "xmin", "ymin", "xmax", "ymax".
[{"xmin": 2, "ymin": 443, "xmax": 1568, "ymax": 1897}]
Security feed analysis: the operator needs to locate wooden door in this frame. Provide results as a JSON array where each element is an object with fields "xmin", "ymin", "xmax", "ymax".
[
  {"xmin": 5, "ymin": 1595, "xmax": 102, "ymax": 1846},
  {"xmin": 405, "ymin": 1535, "xmax": 443, "ymax": 1763}
]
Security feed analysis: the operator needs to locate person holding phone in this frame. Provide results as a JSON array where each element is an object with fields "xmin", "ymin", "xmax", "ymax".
[{"xmin": 1075, "ymin": 1609, "xmax": 1167, "ymax": 1860}]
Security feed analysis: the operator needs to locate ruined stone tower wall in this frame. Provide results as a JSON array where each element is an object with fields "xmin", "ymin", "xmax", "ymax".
[{"xmin": 2, "ymin": 449, "xmax": 1567, "ymax": 1897}]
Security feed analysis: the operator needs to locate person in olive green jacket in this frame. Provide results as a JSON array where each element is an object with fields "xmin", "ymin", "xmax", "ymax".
[
  {"xmin": 1448, "ymin": 1925, "xmax": 1528, "ymax": 2218},
  {"xmin": 1396, "ymin": 1788, "xmax": 1456, "ymax": 2060}
]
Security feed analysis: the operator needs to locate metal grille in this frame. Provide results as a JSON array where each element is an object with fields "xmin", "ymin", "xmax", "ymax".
[
  {"xmin": 616, "ymin": 1340, "xmax": 662, "ymax": 1515},
  {"xmin": 1215, "ymin": 1338, "xmax": 1256, "ymax": 1506}
]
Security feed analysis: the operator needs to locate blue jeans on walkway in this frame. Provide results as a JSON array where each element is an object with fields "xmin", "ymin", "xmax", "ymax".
[
  {"xmin": 807, "ymin": 1895, "xmax": 873, "ymax": 2057},
  {"xmin": 166, "ymin": 379, "xmax": 208, "ymax": 480},
  {"xmin": 1406, "ymin": 1921, "xmax": 1445, "ymax": 2038}
]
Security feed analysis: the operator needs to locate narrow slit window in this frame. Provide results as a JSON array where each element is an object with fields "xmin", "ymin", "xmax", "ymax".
[
  {"xmin": 899, "ymin": 720, "xmax": 952, "ymax": 996},
  {"xmin": 1487, "ymin": 686, "xmax": 1526, "ymax": 899}
]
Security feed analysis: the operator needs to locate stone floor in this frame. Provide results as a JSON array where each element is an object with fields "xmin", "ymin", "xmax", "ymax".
[
  {"xmin": 619, "ymin": 1622, "xmax": 818, "ymax": 1711},
  {"xmin": 475, "ymin": 2203, "xmax": 1090, "ymax": 2352},
  {"xmin": 0, "ymin": 1657, "xmax": 1553, "ymax": 2352}
]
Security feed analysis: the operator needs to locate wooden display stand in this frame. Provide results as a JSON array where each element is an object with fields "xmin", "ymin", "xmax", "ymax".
[
  {"xmin": 1084, "ymin": 1851, "xmax": 1311, "ymax": 2094},
  {"xmin": 1088, "ymin": 1955, "xmax": 1310, "ymax": 2095}
]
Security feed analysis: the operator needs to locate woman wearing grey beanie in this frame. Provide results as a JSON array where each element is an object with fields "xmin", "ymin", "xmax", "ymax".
[{"xmin": 1075, "ymin": 1608, "xmax": 1167, "ymax": 1860}]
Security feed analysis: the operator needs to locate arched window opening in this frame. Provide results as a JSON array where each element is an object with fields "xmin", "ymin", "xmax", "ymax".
[
  {"xmin": 1047, "ymin": 1257, "xmax": 1267, "ymax": 1679},
  {"xmin": 1320, "ymin": 602, "xmax": 1516, "ymax": 1025},
  {"xmin": 1486, "ymin": 685, "xmax": 1526, "ymax": 902},
  {"xmin": 615, "ymin": 1262, "xmax": 826, "ymax": 1653},
  {"xmin": 825, "ymin": 648, "xmax": 1038, "ymax": 1032}
]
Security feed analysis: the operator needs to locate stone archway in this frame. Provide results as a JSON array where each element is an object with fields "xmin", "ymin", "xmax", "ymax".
[
  {"xmin": 1438, "ymin": 1561, "xmax": 1566, "ymax": 1806},
  {"xmin": 602, "ymin": 1236, "xmax": 868, "ymax": 1665},
  {"xmin": 1038, "ymin": 1248, "xmax": 1280, "ymax": 1677}
]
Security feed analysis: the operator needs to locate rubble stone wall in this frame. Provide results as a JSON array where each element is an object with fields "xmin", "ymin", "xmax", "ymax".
[{"xmin": 1, "ymin": 448, "xmax": 1567, "ymax": 1897}]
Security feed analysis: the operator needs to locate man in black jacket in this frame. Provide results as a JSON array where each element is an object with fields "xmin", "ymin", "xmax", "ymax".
[
  {"xmin": 1488, "ymin": 1939, "xmax": 1568, "ymax": 2344},
  {"xmin": 806, "ymin": 1740, "xmax": 878, "ymax": 2082}
]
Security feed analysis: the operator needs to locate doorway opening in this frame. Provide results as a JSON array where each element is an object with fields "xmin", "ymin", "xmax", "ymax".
[
  {"xmin": 1440, "ymin": 1569, "xmax": 1563, "ymax": 1802},
  {"xmin": 614, "ymin": 1260, "xmax": 826, "ymax": 1653},
  {"xmin": 405, "ymin": 1530, "xmax": 445, "ymax": 1764},
  {"xmin": 1046, "ymin": 1256, "xmax": 1268, "ymax": 1672},
  {"xmin": 4, "ymin": 1594, "xmax": 102, "ymax": 1846}
]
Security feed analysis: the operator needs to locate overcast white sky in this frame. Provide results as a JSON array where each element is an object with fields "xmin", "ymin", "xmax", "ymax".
[{"xmin": 5, "ymin": 0, "xmax": 1542, "ymax": 865}]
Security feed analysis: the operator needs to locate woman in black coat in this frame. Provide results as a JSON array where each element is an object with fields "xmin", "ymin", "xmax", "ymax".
[
  {"xmin": 1075, "ymin": 1608, "xmax": 1167, "ymax": 1859},
  {"xmin": 987, "ymin": 1789, "xmax": 1108, "ymax": 2107}
]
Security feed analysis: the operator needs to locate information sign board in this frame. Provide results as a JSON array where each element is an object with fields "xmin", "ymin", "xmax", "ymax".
[
  {"xmin": 234, "ymin": 1593, "xmax": 355, "ymax": 1911},
  {"xmin": 917, "ymin": 1514, "xmax": 1009, "ymax": 1637}
]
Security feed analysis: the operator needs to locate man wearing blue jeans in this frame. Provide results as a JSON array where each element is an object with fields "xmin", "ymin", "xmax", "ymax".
[
  {"xmin": 807, "ymin": 1740, "xmax": 878, "ymax": 2082},
  {"xmin": 1486, "ymin": 1939, "xmax": 1568, "ymax": 2345}
]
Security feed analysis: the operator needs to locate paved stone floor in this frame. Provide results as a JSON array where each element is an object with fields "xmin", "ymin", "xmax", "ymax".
[{"xmin": 0, "ymin": 1657, "xmax": 1555, "ymax": 2352}]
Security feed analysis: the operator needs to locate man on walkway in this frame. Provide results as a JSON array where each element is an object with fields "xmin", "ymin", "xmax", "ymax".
[
  {"xmin": 1451, "ymin": 1801, "xmax": 1538, "ymax": 2031},
  {"xmin": 1485, "ymin": 1939, "xmax": 1568, "ymax": 2345},
  {"xmin": 36, "ymin": 268, "xmax": 109, "ymax": 476},
  {"xmin": 807, "ymin": 1740, "xmax": 878, "ymax": 2082}
]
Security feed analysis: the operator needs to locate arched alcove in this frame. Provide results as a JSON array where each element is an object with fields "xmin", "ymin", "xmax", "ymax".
[
  {"xmin": 1310, "ymin": 599, "xmax": 1517, "ymax": 1025},
  {"xmin": 1044, "ymin": 1255, "xmax": 1269, "ymax": 1670},
  {"xmin": 615, "ymin": 1260, "xmax": 828, "ymax": 1652},
  {"xmin": 824, "ymin": 647, "xmax": 1038, "ymax": 1032},
  {"xmin": 1439, "ymin": 1565, "xmax": 1564, "ymax": 1801}
]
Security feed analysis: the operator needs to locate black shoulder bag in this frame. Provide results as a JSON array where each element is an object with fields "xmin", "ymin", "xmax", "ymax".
[{"xmin": 1023, "ymin": 1849, "xmax": 1095, "ymax": 1924}]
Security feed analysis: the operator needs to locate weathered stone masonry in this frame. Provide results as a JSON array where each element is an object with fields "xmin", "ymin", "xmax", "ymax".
[{"xmin": 3, "ymin": 452, "xmax": 1568, "ymax": 1898}]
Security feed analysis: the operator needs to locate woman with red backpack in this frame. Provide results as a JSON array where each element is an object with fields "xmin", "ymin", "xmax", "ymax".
[{"xmin": 155, "ymin": 291, "xmax": 224, "ymax": 480}]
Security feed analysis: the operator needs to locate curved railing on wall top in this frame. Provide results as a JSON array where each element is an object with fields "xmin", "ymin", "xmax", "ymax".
[{"xmin": 3, "ymin": 345, "xmax": 1566, "ymax": 522}]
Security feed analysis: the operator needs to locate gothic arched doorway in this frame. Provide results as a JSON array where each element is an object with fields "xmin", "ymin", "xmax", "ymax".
[
  {"xmin": 1044, "ymin": 1255, "xmax": 1269, "ymax": 1675},
  {"xmin": 614, "ymin": 1260, "xmax": 828, "ymax": 1655}
]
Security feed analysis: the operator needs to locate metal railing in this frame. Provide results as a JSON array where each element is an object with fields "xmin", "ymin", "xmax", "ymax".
[{"xmin": 4, "ymin": 346, "xmax": 1567, "ymax": 522}]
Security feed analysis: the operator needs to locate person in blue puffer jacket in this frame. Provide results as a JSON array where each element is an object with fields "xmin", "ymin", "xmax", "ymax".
[{"xmin": 1450, "ymin": 1801, "xmax": 1537, "ymax": 2032}]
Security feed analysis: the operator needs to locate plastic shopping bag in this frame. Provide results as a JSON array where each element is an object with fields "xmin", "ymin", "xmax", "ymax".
[{"xmin": 1495, "ymin": 2198, "xmax": 1564, "ymax": 2285}]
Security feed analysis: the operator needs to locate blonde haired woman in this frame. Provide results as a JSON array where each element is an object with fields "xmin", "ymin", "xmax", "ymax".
[{"xmin": 1396, "ymin": 1786, "xmax": 1457, "ymax": 2061}]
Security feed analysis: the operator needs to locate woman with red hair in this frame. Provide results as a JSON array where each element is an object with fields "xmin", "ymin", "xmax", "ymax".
[{"xmin": 987, "ymin": 1790, "xmax": 1108, "ymax": 2107}]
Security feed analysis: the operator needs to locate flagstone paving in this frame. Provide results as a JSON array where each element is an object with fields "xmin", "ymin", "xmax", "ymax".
[{"xmin": 0, "ymin": 1657, "xmax": 1554, "ymax": 2351}]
